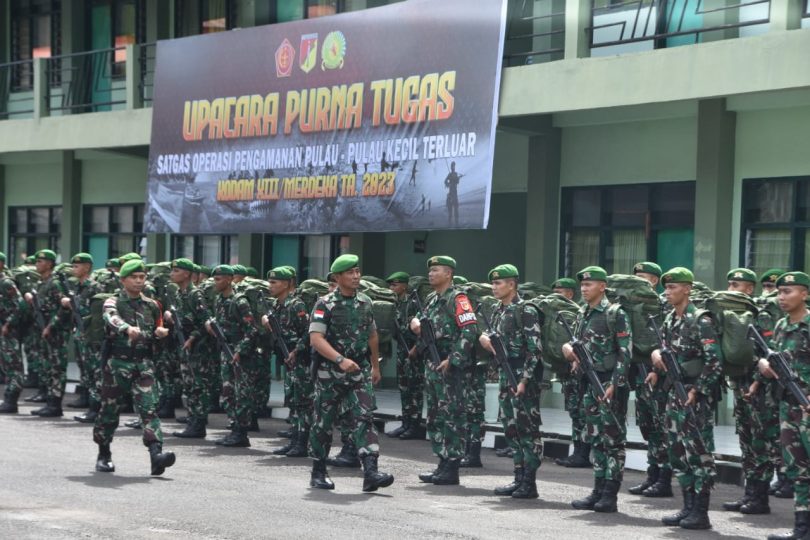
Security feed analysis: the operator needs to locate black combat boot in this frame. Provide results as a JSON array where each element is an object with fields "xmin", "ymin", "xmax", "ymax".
[
  {"xmin": 496, "ymin": 446, "xmax": 514, "ymax": 458},
  {"xmin": 419, "ymin": 458, "xmax": 446, "ymax": 483},
  {"xmin": 767, "ymin": 511, "xmax": 810, "ymax": 540},
  {"xmin": 310, "ymin": 459, "xmax": 335, "ymax": 489},
  {"xmin": 247, "ymin": 413, "xmax": 260, "ymax": 432},
  {"xmin": 285, "ymin": 430, "xmax": 310, "ymax": 458},
  {"xmin": 22, "ymin": 371, "xmax": 39, "ymax": 389},
  {"xmin": 214, "ymin": 426, "xmax": 237, "ymax": 445},
  {"xmin": 494, "ymin": 468, "xmax": 524, "ymax": 496},
  {"xmin": 74, "ymin": 400, "xmax": 101, "ymax": 423},
  {"xmin": 66, "ymin": 387, "xmax": 89, "ymax": 409},
  {"xmin": 460, "ymin": 441, "xmax": 483, "ymax": 468},
  {"xmin": 175, "ymin": 416, "xmax": 189, "ymax": 424},
  {"xmin": 361, "ymin": 454, "xmax": 395, "ymax": 492},
  {"xmin": 555, "ymin": 441, "xmax": 577, "ymax": 466},
  {"xmin": 95, "ymin": 443, "xmax": 115, "ymax": 472},
  {"xmin": 272, "ymin": 429, "xmax": 298, "ymax": 455},
  {"xmin": 680, "ymin": 491, "xmax": 711, "ymax": 530},
  {"xmin": 629, "ymin": 465, "xmax": 659, "ymax": 495},
  {"xmin": 643, "ymin": 467, "xmax": 673, "ymax": 497},
  {"xmin": 385, "ymin": 420, "xmax": 407, "ymax": 438},
  {"xmin": 173, "ymin": 417, "xmax": 207, "ymax": 438},
  {"xmin": 432, "ymin": 458, "xmax": 460, "ymax": 485},
  {"xmin": 399, "ymin": 420, "xmax": 422, "ymax": 440},
  {"xmin": 327, "ymin": 441, "xmax": 361, "ymax": 468},
  {"xmin": 740, "ymin": 479, "xmax": 771, "ymax": 515},
  {"xmin": 277, "ymin": 426, "xmax": 295, "ymax": 438},
  {"xmin": 156, "ymin": 395, "xmax": 175, "ymax": 419},
  {"xmin": 148, "ymin": 442, "xmax": 176, "ymax": 476},
  {"xmin": 565, "ymin": 442, "xmax": 592, "ymax": 468},
  {"xmin": 33, "ymin": 396, "xmax": 63, "ymax": 417},
  {"xmin": 0, "ymin": 388, "xmax": 20, "ymax": 414},
  {"xmin": 125, "ymin": 419, "xmax": 142, "ymax": 429},
  {"xmin": 593, "ymin": 479, "xmax": 620, "ymax": 513},
  {"xmin": 24, "ymin": 384, "xmax": 47, "ymax": 403},
  {"xmin": 723, "ymin": 480, "xmax": 752, "ymax": 511},
  {"xmin": 662, "ymin": 487, "xmax": 695, "ymax": 526},
  {"xmin": 512, "ymin": 466, "xmax": 539, "ymax": 499},
  {"xmin": 220, "ymin": 428, "xmax": 250, "ymax": 448},
  {"xmin": 572, "ymin": 477, "xmax": 605, "ymax": 510},
  {"xmin": 775, "ymin": 473, "xmax": 795, "ymax": 499}
]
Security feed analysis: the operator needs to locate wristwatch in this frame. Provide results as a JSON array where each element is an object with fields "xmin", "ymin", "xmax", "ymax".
[{"xmin": 335, "ymin": 355, "xmax": 345, "ymax": 365}]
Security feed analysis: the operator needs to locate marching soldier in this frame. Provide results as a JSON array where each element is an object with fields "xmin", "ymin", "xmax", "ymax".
[
  {"xmin": 0, "ymin": 252, "xmax": 26, "ymax": 414},
  {"xmin": 565, "ymin": 266, "xmax": 631, "ymax": 513},
  {"xmin": 760, "ymin": 268, "xmax": 784, "ymax": 296},
  {"xmin": 480, "ymin": 264, "xmax": 544, "ymax": 499}
]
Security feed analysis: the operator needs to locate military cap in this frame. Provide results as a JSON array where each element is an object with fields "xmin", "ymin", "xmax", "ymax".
[
  {"xmin": 760, "ymin": 268, "xmax": 785, "ymax": 284},
  {"xmin": 552, "ymin": 277, "xmax": 577, "ymax": 290},
  {"xmin": 577, "ymin": 266, "xmax": 607, "ymax": 282},
  {"xmin": 199, "ymin": 265, "xmax": 212, "ymax": 276},
  {"xmin": 453, "ymin": 276, "xmax": 469, "ymax": 285},
  {"xmin": 427, "ymin": 255, "xmax": 456, "ymax": 269},
  {"xmin": 661, "ymin": 267, "xmax": 694, "ymax": 285},
  {"xmin": 36, "ymin": 249, "xmax": 57, "ymax": 262},
  {"xmin": 330, "ymin": 254, "xmax": 360, "ymax": 274},
  {"xmin": 193, "ymin": 264, "xmax": 202, "ymax": 273},
  {"xmin": 386, "ymin": 271, "xmax": 410, "ymax": 283},
  {"xmin": 326, "ymin": 272, "xmax": 337, "ymax": 283},
  {"xmin": 488, "ymin": 264, "xmax": 519, "ymax": 282},
  {"xmin": 211, "ymin": 264, "xmax": 234, "ymax": 276},
  {"xmin": 106, "ymin": 258, "xmax": 120, "ymax": 269},
  {"xmin": 776, "ymin": 272, "xmax": 810, "ymax": 289},
  {"xmin": 24, "ymin": 255, "xmax": 35, "ymax": 264},
  {"xmin": 727, "ymin": 268, "xmax": 757, "ymax": 283},
  {"xmin": 633, "ymin": 262, "xmax": 662, "ymax": 278},
  {"xmin": 172, "ymin": 258, "xmax": 195, "ymax": 272},
  {"xmin": 267, "ymin": 266, "xmax": 295, "ymax": 280},
  {"xmin": 120, "ymin": 259, "xmax": 147, "ymax": 278},
  {"xmin": 282, "ymin": 265, "xmax": 297, "ymax": 277},
  {"xmin": 0, "ymin": 252, "xmax": 5, "ymax": 263},
  {"xmin": 230, "ymin": 264, "xmax": 246, "ymax": 276},
  {"xmin": 246, "ymin": 267, "xmax": 259, "ymax": 278},
  {"xmin": 70, "ymin": 252, "xmax": 93, "ymax": 265},
  {"xmin": 118, "ymin": 252, "xmax": 142, "ymax": 263}
]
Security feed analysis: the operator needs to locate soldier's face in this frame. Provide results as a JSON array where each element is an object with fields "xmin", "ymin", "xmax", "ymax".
[
  {"xmin": 635, "ymin": 272, "xmax": 659, "ymax": 287},
  {"xmin": 35, "ymin": 258, "xmax": 52, "ymax": 274},
  {"xmin": 580, "ymin": 280, "xmax": 605, "ymax": 303},
  {"xmin": 122, "ymin": 272, "xmax": 146, "ymax": 294},
  {"xmin": 170, "ymin": 267, "xmax": 191, "ymax": 284},
  {"xmin": 778, "ymin": 285, "xmax": 808, "ymax": 312},
  {"xmin": 727, "ymin": 280, "xmax": 754, "ymax": 295},
  {"xmin": 762, "ymin": 282, "xmax": 776, "ymax": 293},
  {"xmin": 72, "ymin": 262, "xmax": 91, "ymax": 279},
  {"xmin": 491, "ymin": 278, "xmax": 514, "ymax": 301},
  {"xmin": 388, "ymin": 282, "xmax": 407, "ymax": 297},
  {"xmin": 428, "ymin": 265, "xmax": 452, "ymax": 288},
  {"xmin": 337, "ymin": 267, "xmax": 361, "ymax": 290},
  {"xmin": 553, "ymin": 287, "xmax": 575, "ymax": 300},
  {"xmin": 213, "ymin": 275, "xmax": 233, "ymax": 292},
  {"xmin": 269, "ymin": 279, "xmax": 290, "ymax": 297},
  {"xmin": 664, "ymin": 283, "xmax": 690, "ymax": 305}
]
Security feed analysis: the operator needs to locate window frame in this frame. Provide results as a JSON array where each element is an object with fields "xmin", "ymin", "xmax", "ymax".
[
  {"xmin": 81, "ymin": 203, "xmax": 146, "ymax": 259},
  {"xmin": 169, "ymin": 234, "xmax": 238, "ymax": 267},
  {"xmin": 10, "ymin": 0, "xmax": 62, "ymax": 90},
  {"xmin": 8, "ymin": 205, "xmax": 62, "ymax": 265}
]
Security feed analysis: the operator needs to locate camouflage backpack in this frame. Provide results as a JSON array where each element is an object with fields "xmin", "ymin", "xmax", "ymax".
[
  {"xmin": 606, "ymin": 274, "xmax": 662, "ymax": 363},
  {"xmin": 361, "ymin": 275, "xmax": 388, "ymax": 289},
  {"xmin": 689, "ymin": 281, "xmax": 714, "ymax": 309},
  {"xmin": 525, "ymin": 293, "xmax": 580, "ymax": 377},
  {"xmin": 701, "ymin": 291, "xmax": 758, "ymax": 377},
  {"xmin": 296, "ymin": 279, "xmax": 330, "ymax": 313},
  {"xmin": 407, "ymin": 275, "xmax": 433, "ymax": 304},
  {"xmin": 86, "ymin": 292, "xmax": 116, "ymax": 345},
  {"xmin": 359, "ymin": 279, "xmax": 399, "ymax": 345},
  {"xmin": 9, "ymin": 266, "xmax": 41, "ymax": 295}
]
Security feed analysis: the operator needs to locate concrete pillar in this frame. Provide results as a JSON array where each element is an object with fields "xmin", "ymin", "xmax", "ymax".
[
  {"xmin": 33, "ymin": 58, "xmax": 49, "ymax": 119},
  {"xmin": 237, "ymin": 233, "xmax": 263, "ymax": 269},
  {"xmin": 564, "ymin": 0, "xmax": 591, "ymax": 60},
  {"xmin": 60, "ymin": 151, "xmax": 82, "ymax": 258},
  {"xmin": 146, "ymin": 233, "xmax": 167, "ymax": 263},
  {"xmin": 693, "ymin": 99, "xmax": 736, "ymax": 288},
  {"xmin": 0, "ymin": 165, "xmax": 5, "ymax": 255},
  {"xmin": 124, "ymin": 44, "xmax": 142, "ymax": 110},
  {"xmin": 770, "ymin": 0, "xmax": 803, "ymax": 31},
  {"xmin": 146, "ymin": 0, "xmax": 172, "ymax": 42},
  {"xmin": 526, "ymin": 126, "xmax": 562, "ymax": 285}
]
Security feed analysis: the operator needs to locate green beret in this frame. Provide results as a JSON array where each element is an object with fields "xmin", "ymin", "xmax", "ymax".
[
  {"xmin": 453, "ymin": 275, "xmax": 469, "ymax": 285},
  {"xmin": 145, "ymin": 263, "xmax": 155, "ymax": 271},
  {"xmin": 282, "ymin": 265, "xmax": 297, "ymax": 277},
  {"xmin": 633, "ymin": 262, "xmax": 662, "ymax": 278},
  {"xmin": 552, "ymin": 277, "xmax": 577, "ymax": 290},
  {"xmin": 330, "ymin": 254, "xmax": 360, "ymax": 274},
  {"xmin": 760, "ymin": 268, "xmax": 785, "ymax": 284},
  {"xmin": 576, "ymin": 266, "xmax": 607, "ymax": 282},
  {"xmin": 36, "ymin": 249, "xmax": 57, "ymax": 262},
  {"xmin": 106, "ymin": 258, "xmax": 120, "ymax": 269},
  {"xmin": 488, "ymin": 264, "xmax": 519, "ymax": 282},
  {"xmin": 24, "ymin": 255, "xmax": 35, "ymax": 264},
  {"xmin": 267, "ymin": 266, "xmax": 295, "ymax": 280},
  {"xmin": 199, "ymin": 265, "xmax": 212, "ymax": 276},
  {"xmin": 231, "ymin": 264, "xmax": 247, "ymax": 276},
  {"xmin": 246, "ymin": 267, "xmax": 259, "ymax": 278},
  {"xmin": 211, "ymin": 264, "xmax": 234, "ymax": 276},
  {"xmin": 118, "ymin": 252, "xmax": 142, "ymax": 263},
  {"xmin": 661, "ymin": 267, "xmax": 695, "ymax": 285},
  {"xmin": 0, "ymin": 252, "xmax": 5, "ymax": 263},
  {"xmin": 776, "ymin": 272, "xmax": 810, "ymax": 289},
  {"xmin": 386, "ymin": 271, "xmax": 411, "ymax": 283},
  {"xmin": 427, "ymin": 255, "xmax": 456, "ymax": 269},
  {"xmin": 70, "ymin": 252, "xmax": 93, "ymax": 265},
  {"xmin": 119, "ymin": 260, "xmax": 147, "ymax": 278},
  {"xmin": 172, "ymin": 258, "xmax": 195, "ymax": 272},
  {"xmin": 727, "ymin": 268, "xmax": 757, "ymax": 284}
]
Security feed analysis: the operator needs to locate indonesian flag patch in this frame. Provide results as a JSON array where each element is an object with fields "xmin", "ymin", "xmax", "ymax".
[{"xmin": 313, "ymin": 309, "xmax": 325, "ymax": 320}]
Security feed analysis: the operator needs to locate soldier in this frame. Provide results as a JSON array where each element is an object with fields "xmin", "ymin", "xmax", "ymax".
[
  {"xmin": 92, "ymin": 259, "xmax": 176, "ymax": 475},
  {"xmin": 551, "ymin": 277, "xmax": 577, "ymax": 301},
  {"xmin": 205, "ymin": 265, "xmax": 260, "ymax": 448},
  {"xmin": 480, "ymin": 264, "xmax": 544, "ymax": 499},
  {"xmin": 198, "ymin": 265, "xmax": 212, "ymax": 284},
  {"xmin": 760, "ymin": 268, "xmax": 784, "ymax": 296},
  {"xmin": 444, "ymin": 162, "xmax": 462, "ymax": 227},
  {"xmin": 411, "ymin": 255, "xmax": 478, "ymax": 486},
  {"xmin": 246, "ymin": 267, "xmax": 259, "ymax": 279},
  {"xmin": 308, "ymin": 254, "xmax": 394, "ymax": 492},
  {"xmin": 232, "ymin": 265, "xmax": 247, "ymax": 285},
  {"xmin": 384, "ymin": 271, "xmax": 423, "ymax": 440},
  {"xmin": 650, "ymin": 267, "xmax": 720, "ymax": 530},
  {"xmin": 167, "ymin": 258, "xmax": 215, "ymax": 439},
  {"xmin": 565, "ymin": 266, "xmax": 631, "ymax": 513},
  {"xmin": 0, "ymin": 252, "xmax": 26, "ymax": 414},
  {"xmin": 263, "ymin": 266, "xmax": 312, "ymax": 457}
]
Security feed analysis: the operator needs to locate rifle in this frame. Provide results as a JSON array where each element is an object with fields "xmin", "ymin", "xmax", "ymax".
[
  {"xmin": 748, "ymin": 324, "xmax": 810, "ymax": 408},
  {"xmin": 56, "ymin": 273, "xmax": 84, "ymax": 335},
  {"xmin": 392, "ymin": 322, "xmax": 410, "ymax": 360},
  {"xmin": 557, "ymin": 312, "xmax": 620, "ymax": 426},
  {"xmin": 410, "ymin": 290, "xmax": 443, "ymax": 368},
  {"xmin": 209, "ymin": 318, "xmax": 236, "ymax": 362},
  {"xmin": 265, "ymin": 307, "xmax": 291, "ymax": 361}
]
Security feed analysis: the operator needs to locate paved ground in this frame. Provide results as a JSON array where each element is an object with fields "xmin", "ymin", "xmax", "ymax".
[{"xmin": 0, "ymin": 389, "xmax": 792, "ymax": 539}]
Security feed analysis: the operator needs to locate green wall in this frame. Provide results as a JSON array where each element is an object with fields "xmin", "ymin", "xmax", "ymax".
[
  {"xmin": 82, "ymin": 157, "xmax": 148, "ymax": 204},
  {"xmin": 4, "ymin": 163, "xmax": 62, "ymax": 205}
]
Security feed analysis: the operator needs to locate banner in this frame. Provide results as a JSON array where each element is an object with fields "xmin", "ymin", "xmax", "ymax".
[{"xmin": 144, "ymin": 0, "xmax": 507, "ymax": 234}]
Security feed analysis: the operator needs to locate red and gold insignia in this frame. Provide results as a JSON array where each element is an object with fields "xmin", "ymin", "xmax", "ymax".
[
  {"xmin": 454, "ymin": 294, "xmax": 476, "ymax": 327},
  {"xmin": 275, "ymin": 38, "xmax": 295, "ymax": 78},
  {"xmin": 299, "ymin": 33, "xmax": 318, "ymax": 74}
]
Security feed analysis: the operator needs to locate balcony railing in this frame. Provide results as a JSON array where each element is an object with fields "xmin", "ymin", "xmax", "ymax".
[
  {"xmin": 503, "ymin": 0, "xmax": 565, "ymax": 66},
  {"xmin": 0, "ymin": 60, "xmax": 35, "ymax": 120},
  {"xmin": 139, "ymin": 42, "xmax": 157, "ymax": 105},
  {"xmin": 46, "ymin": 48, "xmax": 128, "ymax": 113}
]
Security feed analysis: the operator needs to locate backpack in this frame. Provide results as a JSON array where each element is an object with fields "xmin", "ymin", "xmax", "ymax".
[
  {"xmin": 359, "ymin": 279, "xmax": 398, "ymax": 303},
  {"xmin": 296, "ymin": 279, "xmax": 330, "ymax": 313},
  {"xmin": 408, "ymin": 275, "xmax": 433, "ymax": 304},
  {"xmin": 525, "ymin": 293, "xmax": 580, "ymax": 377},
  {"xmin": 701, "ymin": 291, "xmax": 758, "ymax": 377},
  {"xmin": 235, "ymin": 277, "xmax": 271, "ymax": 318},
  {"xmin": 606, "ymin": 274, "xmax": 662, "ymax": 363},
  {"xmin": 10, "ymin": 266, "xmax": 41, "ymax": 295},
  {"xmin": 86, "ymin": 293, "xmax": 116, "ymax": 345},
  {"xmin": 518, "ymin": 282, "xmax": 552, "ymax": 300},
  {"xmin": 147, "ymin": 263, "xmax": 176, "ymax": 306},
  {"xmin": 361, "ymin": 275, "xmax": 388, "ymax": 289},
  {"xmin": 690, "ymin": 281, "xmax": 714, "ymax": 309},
  {"xmin": 754, "ymin": 291, "xmax": 783, "ymax": 332}
]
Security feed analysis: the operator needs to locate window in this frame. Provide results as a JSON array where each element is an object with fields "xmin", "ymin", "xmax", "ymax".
[
  {"xmin": 90, "ymin": 0, "xmax": 144, "ymax": 79},
  {"xmin": 82, "ymin": 204, "xmax": 145, "ymax": 265},
  {"xmin": 171, "ymin": 235, "xmax": 238, "ymax": 267},
  {"xmin": 10, "ymin": 0, "xmax": 61, "ymax": 89},
  {"xmin": 741, "ymin": 177, "xmax": 810, "ymax": 276},
  {"xmin": 175, "ymin": 0, "xmax": 235, "ymax": 37},
  {"xmin": 8, "ymin": 206, "xmax": 62, "ymax": 265},
  {"xmin": 299, "ymin": 234, "xmax": 349, "ymax": 279}
]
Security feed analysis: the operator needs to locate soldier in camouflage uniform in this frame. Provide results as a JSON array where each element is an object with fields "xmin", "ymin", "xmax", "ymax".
[
  {"xmin": 307, "ymin": 254, "xmax": 394, "ymax": 492},
  {"xmin": 92, "ymin": 259, "xmax": 176, "ymax": 476},
  {"xmin": 94, "ymin": 259, "xmax": 121, "ymax": 294},
  {"xmin": 206, "ymin": 264, "xmax": 260, "ymax": 448},
  {"xmin": 565, "ymin": 266, "xmax": 631, "ymax": 514},
  {"xmin": 0, "ymin": 252, "xmax": 26, "ymax": 414},
  {"xmin": 263, "ymin": 266, "xmax": 312, "ymax": 457},
  {"xmin": 384, "ymin": 271, "xmax": 423, "ymax": 440},
  {"xmin": 167, "ymin": 258, "xmax": 215, "ymax": 439},
  {"xmin": 412, "ymin": 255, "xmax": 479, "ymax": 486},
  {"xmin": 480, "ymin": 264, "xmax": 544, "ymax": 499},
  {"xmin": 650, "ymin": 267, "xmax": 721, "ymax": 530},
  {"xmin": 758, "ymin": 271, "xmax": 810, "ymax": 540}
]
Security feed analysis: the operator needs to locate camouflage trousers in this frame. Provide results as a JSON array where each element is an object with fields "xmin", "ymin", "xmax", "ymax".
[
  {"xmin": 93, "ymin": 356, "xmax": 163, "ymax": 447},
  {"xmin": 425, "ymin": 364, "xmax": 466, "ymax": 459},
  {"xmin": 43, "ymin": 331, "xmax": 69, "ymax": 399},
  {"xmin": 309, "ymin": 368, "xmax": 379, "ymax": 460},
  {"xmin": 561, "ymin": 372, "xmax": 587, "ymax": 444},
  {"xmin": 220, "ymin": 352, "xmax": 259, "ymax": 429},
  {"xmin": 396, "ymin": 350, "xmax": 425, "ymax": 422},
  {"xmin": 732, "ymin": 379, "xmax": 780, "ymax": 483},
  {"xmin": 179, "ymin": 340, "xmax": 216, "ymax": 419},
  {"xmin": 584, "ymin": 382, "xmax": 628, "ymax": 481},
  {"xmin": 632, "ymin": 366, "xmax": 670, "ymax": 470},
  {"xmin": 22, "ymin": 330, "xmax": 44, "ymax": 381},
  {"xmin": 779, "ymin": 400, "xmax": 810, "ymax": 512},
  {"xmin": 253, "ymin": 350, "xmax": 272, "ymax": 415},
  {"xmin": 0, "ymin": 331, "xmax": 24, "ymax": 394},
  {"xmin": 463, "ymin": 364, "xmax": 487, "ymax": 445},
  {"xmin": 666, "ymin": 392, "xmax": 716, "ymax": 494},
  {"xmin": 290, "ymin": 357, "xmax": 315, "ymax": 432},
  {"xmin": 499, "ymin": 373, "xmax": 543, "ymax": 470},
  {"xmin": 155, "ymin": 346, "xmax": 181, "ymax": 402},
  {"xmin": 74, "ymin": 335, "xmax": 101, "ymax": 404}
]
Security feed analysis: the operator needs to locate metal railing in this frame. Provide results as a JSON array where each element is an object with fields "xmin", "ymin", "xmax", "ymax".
[
  {"xmin": 138, "ymin": 42, "xmax": 157, "ymax": 105},
  {"xmin": 46, "ymin": 47, "xmax": 128, "ymax": 113},
  {"xmin": 590, "ymin": 0, "xmax": 771, "ymax": 49},
  {"xmin": 0, "ymin": 59, "xmax": 35, "ymax": 119},
  {"xmin": 503, "ymin": 0, "xmax": 565, "ymax": 66}
]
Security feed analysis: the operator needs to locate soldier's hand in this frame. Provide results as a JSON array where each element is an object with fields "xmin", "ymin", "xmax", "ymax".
[
  {"xmin": 409, "ymin": 318, "xmax": 421, "ymax": 335},
  {"xmin": 570, "ymin": 359, "xmax": 580, "ymax": 374},
  {"xmin": 479, "ymin": 334, "xmax": 494, "ymax": 354},
  {"xmin": 42, "ymin": 325, "xmax": 50, "ymax": 339},
  {"xmin": 685, "ymin": 388, "xmax": 698, "ymax": 407},
  {"xmin": 651, "ymin": 350, "xmax": 665, "ymax": 371},
  {"xmin": 743, "ymin": 380, "xmax": 760, "ymax": 401},
  {"xmin": 338, "ymin": 358, "xmax": 360, "ymax": 373},
  {"xmin": 127, "ymin": 326, "xmax": 142, "ymax": 341},
  {"xmin": 285, "ymin": 350, "xmax": 296, "ymax": 368},
  {"xmin": 163, "ymin": 311, "xmax": 172, "ymax": 324},
  {"xmin": 757, "ymin": 358, "xmax": 777, "ymax": 379},
  {"xmin": 407, "ymin": 346, "xmax": 418, "ymax": 361},
  {"xmin": 371, "ymin": 365, "xmax": 382, "ymax": 385},
  {"xmin": 154, "ymin": 327, "xmax": 169, "ymax": 339},
  {"xmin": 644, "ymin": 371, "xmax": 658, "ymax": 387},
  {"xmin": 24, "ymin": 292, "xmax": 33, "ymax": 303},
  {"xmin": 1, "ymin": 323, "xmax": 8, "ymax": 337},
  {"xmin": 233, "ymin": 352, "xmax": 241, "ymax": 363},
  {"xmin": 183, "ymin": 337, "xmax": 194, "ymax": 351},
  {"xmin": 438, "ymin": 358, "xmax": 451, "ymax": 374},
  {"xmin": 600, "ymin": 384, "xmax": 615, "ymax": 403},
  {"xmin": 205, "ymin": 321, "xmax": 214, "ymax": 335},
  {"xmin": 562, "ymin": 343, "xmax": 575, "ymax": 361},
  {"xmin": 261, "ymin": 315, "xmax": 270, "ymax": 330},
  {"xmin": 514, "ymin": 381, "xmax": 526, "ymax": 397},
  {"xmin": 61, "ymin": 297, "xmax": 71, "ymax": 309}
]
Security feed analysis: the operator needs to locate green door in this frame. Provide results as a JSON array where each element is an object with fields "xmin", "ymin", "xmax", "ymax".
[
  {"xmin": 91, "ymin": 4, "xmax": 112, "ymax": 111},
  {"xmin": 656, "ymin": 229, "xmax": 694, "ymax": 272}
]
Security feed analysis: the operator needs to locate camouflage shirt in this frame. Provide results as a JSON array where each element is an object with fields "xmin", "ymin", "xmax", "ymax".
[
  {"xmin": 573, "ymin": 295, "xmax": 631, "ymax": 388},
  {"xmin": 309, "ymin": 289, "xmax": 377, "ymax": 374},
  {"xmin": 92, "ymin": 269, "xmax": 120, "ymax": 294},
  {"xmin": 59, "ymin": 276, "xmax": 102, "ymax": 332},
  {"xmin": 492, "ymin": 295, "xmax": 542, "ymax": 382},
  {"xmin": 213, "ymin": 291, "xmax": 259, "ymax": 356},
  {"xmin": 395, "ymin": 294, "xmax": 418, "ymax": 348},
  {"xmin": 661, "ymin": 302, "xmax": 723, "ymax": 397},
  {"xmin": 103, "ymin": 291, "xmax": 164, "ymax": 357},
  {"xmin": 772, "ymin": 311, "xmax": 810, "ymax": 393},
  {"xmin": 172, "ymin": 284, "xmax": 211, "ymax": 342},
  {"xmin": 269, "ymin": 293, "xmax": 310, "ymax": 356},
  {"xmin": 33, "ymin": 275, "xmax": 67, "ymax": 331},
  {"xmin": 418, "ymin": 286, "xmax": 478, "ymax": 369},
  {"xmin": 0, "ymin": 275, "xmax": 25, "ymax": 330}
]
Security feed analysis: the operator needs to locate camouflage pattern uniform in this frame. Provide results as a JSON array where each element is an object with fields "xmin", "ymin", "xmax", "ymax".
[
  {"xmin": 172, "ymin": 283, "xmax": 215, "ymax": 421},
  {"xmin": 394, "ymin": 295, "xmax": 423, "ymax": 427},
  {"xmin": 35, "ymin": 275, "xmax": 71, "ymax": 401},
  {"xmin": 64, "ymin": 276, "xmax": 103, "ymax": 406},
  {"xmin": 271, "ymin": 294, "xmax": 311, "ymax": 434},
  {"xmin": 560, "ymin": 372, "xmax": 587, "ymax": 444},
  {"xmin": 0, "ymin": 273, "xmax": 26, "ymax": 400}
]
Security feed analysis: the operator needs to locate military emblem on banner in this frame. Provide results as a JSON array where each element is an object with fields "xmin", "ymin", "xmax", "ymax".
[
  {"xmin": 299, "ymin": 33, "xmax": 318, "ymax": 74},
  {"xmin": 321, "ymin": 31, "xmax": 346, "ymax": 70},
  {"xmin": 275, "ymin": 38, "xmax": 295, "ymax": 78}
]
